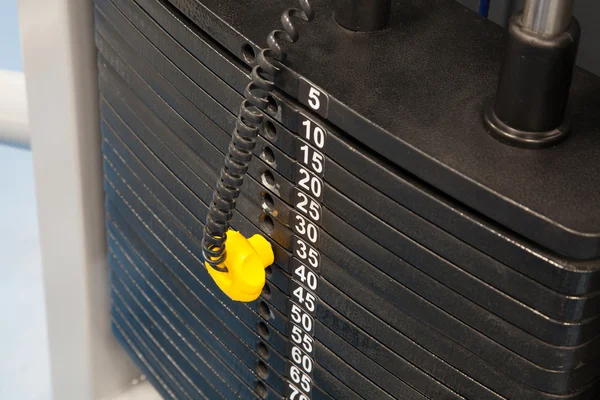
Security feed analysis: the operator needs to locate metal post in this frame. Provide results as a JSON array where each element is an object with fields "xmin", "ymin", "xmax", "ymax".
[
  {"xmin": 522, "ymin": 0, "xmax": 575, "ymax": 37},
  {"xmin": 485, "ymin": 0, "xmax": 580, "ymax": 148},
  {"xmin": 335, "ymin": 0, "xmax": 392, "ymax": 32}
]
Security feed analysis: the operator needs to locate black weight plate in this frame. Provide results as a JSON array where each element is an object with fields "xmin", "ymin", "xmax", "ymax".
[
  {"xmin": 130, "ymin": 0, "xmax": 600, "ymax": 296},
  {"xmin": 111, "ymin": 251, "xmax": 286, "ymax": 400},
  {"xmin": 94, "ymin": 0, "xmax": 600, "ymax": 323},
  {"xmin": 92, "ymin": 43, "xmax": 600, "ymax": 394},
  {"xmin": 98, "ymin": 76, "xmax": 600, "ymax": 398},
  {"xmin": 165, "ymin": 0, "xmax": 600, "ymax": 261},
  {"xmin": 112, "ymin": 283, "xmax": 256, "ymax": 400},
  {"xmin": 91, "ymin": 24, "xmax": 600, "ymax": 377},
  {"xmin": 111, "ymin": 313, "xmax": 182, "ymax": 400},
  {"xmin": 112, "ymin": 300, "xmax": 202, "ymax": 399},
  {"xmin": 101, "ymin": 115, "xmax": 498, "ymax": 400}
]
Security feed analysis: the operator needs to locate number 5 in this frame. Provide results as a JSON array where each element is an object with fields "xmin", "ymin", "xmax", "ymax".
[{"xmin": 308, "ymin": 87, "xmax": 321, "ymax": 110}]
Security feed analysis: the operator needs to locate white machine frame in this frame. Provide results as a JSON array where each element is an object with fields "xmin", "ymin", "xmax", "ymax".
[{"xmin": 17, "ymin": 0, "xmax": 158, "ymax": 398}]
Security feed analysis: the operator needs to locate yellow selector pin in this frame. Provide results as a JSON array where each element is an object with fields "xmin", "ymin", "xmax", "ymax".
[{"xmin": 205, "ymin": 230, "xmax": 274, "ymax": 302}]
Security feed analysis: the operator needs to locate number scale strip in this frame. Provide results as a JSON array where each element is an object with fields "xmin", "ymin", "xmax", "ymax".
[{"xmin": 285, "ymin": 81, "xmax": 329, "ymax": 400}]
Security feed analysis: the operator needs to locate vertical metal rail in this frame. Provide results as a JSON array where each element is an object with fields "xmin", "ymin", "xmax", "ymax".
[{"xmin": 522, "ymin": 0, "xmax": 575, "ymax": 36}]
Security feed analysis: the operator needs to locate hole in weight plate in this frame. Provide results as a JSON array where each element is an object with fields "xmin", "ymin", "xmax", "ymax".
[
  {"xmin": 262, "ymin": 146, "xmax": 275, "ymax": 164},
  {"xmin": 263, "ymin": 120, "xmax": 277, "ymax": 140},
  {"xmin": 258, "ymin": 322, "xmax": 270, "ymax": 338},
  {"xmin": 259, "ymin": 301, "xmax": 271, "ymax": 319},
  {"xmin": 257, "ymin": 341, "xmax": 270, "ymax": 359},
  {"xmin": 262, "ymin": 283, "xmax": 272, "ymax": 299},
  {"xmin": 242, "ymin": 43, "xmax": 255, "ymax": 63},
  {"xmin": 255, "ymin": 381, "xmax": 268, "ymax": 399},
  {"xmin": 262, "ymin": 192, "xmax": 275, "ymax": 212},
  {"xmin": 256, "ymin": 360, "xmax": 269, "ymax": 379},
  {"xmin": 262, "ymin": 170, "xmax": 275, "ymax": 187},
  {"xmin": 260, "ymin": 214, "xmax": 275, "ymax": 234},
  {"xmin": 266, "ymin": 96, "xmax": 278, "ymax": 114}
]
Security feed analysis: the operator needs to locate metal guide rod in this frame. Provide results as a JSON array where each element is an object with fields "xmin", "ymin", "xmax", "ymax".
[
  {"xmin": 485, "ymin": 0, "xmax": 581, "ymax": 148},
  {"xmin": 522, "ymin": 0, "xmax": 575, "ymax": 36}
]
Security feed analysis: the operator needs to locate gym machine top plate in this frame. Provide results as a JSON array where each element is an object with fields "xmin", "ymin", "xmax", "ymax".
[{"xmin": 170, "ymin": 0, "xmax": 600, "ymax": 261}]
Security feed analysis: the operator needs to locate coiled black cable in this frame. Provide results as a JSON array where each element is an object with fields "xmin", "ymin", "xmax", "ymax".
[{"xmin": 203, "ymin": 1, "xmax": 315, "ymax": 272}]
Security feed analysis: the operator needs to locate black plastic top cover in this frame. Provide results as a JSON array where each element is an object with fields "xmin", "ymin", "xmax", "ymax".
[{"xmin": 171, "ymin": 0, "xmax": 600, "ymax": 260}]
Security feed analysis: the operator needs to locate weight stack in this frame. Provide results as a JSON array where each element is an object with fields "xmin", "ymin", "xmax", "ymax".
[{"xmin": 94, "ymin": 0, "xmax": 600, "ymax": 399}]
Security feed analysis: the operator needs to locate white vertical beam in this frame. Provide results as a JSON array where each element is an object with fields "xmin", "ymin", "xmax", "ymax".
[
  {"xmin": 18, "ymin": 1, "xmax": 139, "ymax": 399},
  {"xmin": 0, "ymin": 70, "xmax": 29, "ymax": 149}
]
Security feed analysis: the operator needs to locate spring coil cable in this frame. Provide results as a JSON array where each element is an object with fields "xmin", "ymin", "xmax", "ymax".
[{"xmin": 203, "ymin": 0, "xmax": 315, "ymax": 272}]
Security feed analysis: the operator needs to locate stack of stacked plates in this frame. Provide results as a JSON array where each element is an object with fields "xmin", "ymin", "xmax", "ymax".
[{"xmin": 94, "ymin": 0, "xmax": 600, "ymax": 398}]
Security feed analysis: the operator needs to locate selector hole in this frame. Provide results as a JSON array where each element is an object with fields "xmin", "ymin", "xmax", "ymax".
[
  {"xmin": 262, "ymin": 170, "xmax": 275, "ymax": 187},
  {"xmin": 256, "ymin": 360, "xmax": 269, "ymax": 379},
  {"xmin": 259, "ymin": 301, "xmax": 271, "ymax": 320},
  {"xmin": 242, "ymin": 43, "xmax": 256, "ymax": 64},
  {"xmin": 266, "ymin": 96, "xmax": 278, "ymax": 115},
  {"xmin": 264, "ymin": 120, "xmax": 277, "ymax": 140},
  {"xmin": 258, "ymin": 322, "xmax": 270, "ymax": 338},
  {"xmin": 255, "ymin": 381, "xmax": 268, "ymax": 399},
  {"xmin": 262, "ymin": 146, "xmax": 275, "ymax": 164},
  {"xmin": 262, "ymin": 283, "xmax": 272, "ymax": 299},
  {"xmin": 257, "ymin": 341, "xmax": 270, "ymax": 359},
  {"xmin": 260, "ymin": 214, "xmax": 275, "ymax": 234},
  {"xmin": 262, "ymin": 192, "xmax": 275, "ymax": 212}
]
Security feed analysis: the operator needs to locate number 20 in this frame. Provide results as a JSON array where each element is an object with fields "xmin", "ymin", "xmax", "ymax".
[{"xmin": 298, "ymin": 168, "xmax": 322, "ymax": 199}]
